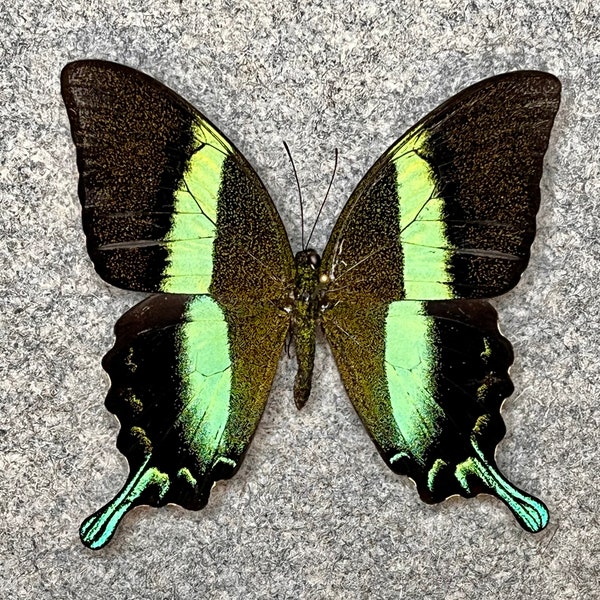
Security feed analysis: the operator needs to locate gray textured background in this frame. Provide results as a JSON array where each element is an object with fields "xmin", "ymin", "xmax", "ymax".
[{"xmin": 1, "ymin": 1, "xmax": 598, "ymax": 598}]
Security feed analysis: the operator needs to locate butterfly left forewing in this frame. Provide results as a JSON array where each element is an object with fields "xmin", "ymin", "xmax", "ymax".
[
  {"xmin": 321, "ymin": 72, "xmax": 560, "ymax": 530},
  {"xmin": 322, "ymin": 71, "xmax": 561, "ymax": 302},
  {"xmin": 62, "ymin": 60, "xmax": 294, "ymax": 298}
]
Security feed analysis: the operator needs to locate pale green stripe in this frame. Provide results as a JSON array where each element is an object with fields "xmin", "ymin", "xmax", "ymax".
[
  {"xmin": 391, "ymin": 131, "xmax": 454, "ymax": 300},
  {"xmin": 161, "ymin": 120, "xmax": 232, "ymax": 293},
  {"xmin": 177, "ymin": 296, "xmax": 232, "ymax": 466},
  {"xmin": 384, "ymin": 301, "xmax": 444, "ymax": 464},
  {"xmin": 161, "ymin": 238, "xmax": 214, "ymax": 292}
]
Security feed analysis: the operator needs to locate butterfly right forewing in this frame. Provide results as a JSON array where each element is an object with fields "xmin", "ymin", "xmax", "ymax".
[
  {"xmin": 322, "ymin": 71, "xmax": 561, "ymax": 302},
  {"xmin": 62, "ymin": 60, "xmax": 294, "ymax": 299}
]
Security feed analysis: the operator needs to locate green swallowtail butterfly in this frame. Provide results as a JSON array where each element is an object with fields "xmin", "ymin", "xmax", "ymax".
[{"xmin": 61, "ymin": 60, "xmax": 561, "ymax": 549}]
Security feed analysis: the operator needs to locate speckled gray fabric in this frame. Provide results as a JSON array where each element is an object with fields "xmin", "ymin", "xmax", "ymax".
[{"xmin": 0, "ymin": 1, "xmax": 598, "ymax": 598}]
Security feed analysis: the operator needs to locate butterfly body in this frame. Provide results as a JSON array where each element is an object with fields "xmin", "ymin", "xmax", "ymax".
[
  {"xmin": 62, "ymin": 61, "xmax": 560, "ymax": 548},
  {"xmin": 290, "ymin": 248, "xmax": 324, "ymax": 408}
]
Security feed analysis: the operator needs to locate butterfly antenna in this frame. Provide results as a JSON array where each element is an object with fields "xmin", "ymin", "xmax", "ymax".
[
  {"xmin": 283, "ymin": 141, "xmax": 305, "ymax": 250},
  {"xmin": 305, "ymin": 148, "xmax": 338, "ymax": 250}
]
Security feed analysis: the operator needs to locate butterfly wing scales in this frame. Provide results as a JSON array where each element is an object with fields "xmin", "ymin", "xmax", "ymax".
[
  {"xmin": 62, "ymin": 61, "xmax": 294, "ymax": 547},
  {"xmin": 322, "ymin": 71, "xmax": 561, "ymax": 302},
  {"xmin": 321, "ymin": 72, "xmax": 560, "ymax": 530}
]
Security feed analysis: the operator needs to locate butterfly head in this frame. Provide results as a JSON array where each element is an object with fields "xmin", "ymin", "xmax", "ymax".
[{"xmin": 294, "ymin": 248, "xmax": 321, "ymax": 270}]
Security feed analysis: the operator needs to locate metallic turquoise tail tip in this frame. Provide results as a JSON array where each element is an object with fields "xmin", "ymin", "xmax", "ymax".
[
  {"xmin": 456, "ymin": 438, "xmax": 549, "ymax": 533},
  {"xmin": 79, "ymin": 459, "xmax": 171, "ymax": 549},
  {"xmin": 80, "ymin": 509, "xmax": 120, "ymax": 550}
]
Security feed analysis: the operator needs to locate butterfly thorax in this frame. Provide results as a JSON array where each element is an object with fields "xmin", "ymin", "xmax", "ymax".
[{"xmin": 291, "ymin": 249, "xmax": 324, "ymax": 409}]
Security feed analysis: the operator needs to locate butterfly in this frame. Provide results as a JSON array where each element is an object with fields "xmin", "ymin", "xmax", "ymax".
[{"xmin": 61, "ymin": 60, "xmax": 561, "ymax": 549}]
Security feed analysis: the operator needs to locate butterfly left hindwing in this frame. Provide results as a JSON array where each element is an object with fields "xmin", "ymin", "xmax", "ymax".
[{"xmin": 79, "ymin": 293, "xmax": 288, "ymax": 549}]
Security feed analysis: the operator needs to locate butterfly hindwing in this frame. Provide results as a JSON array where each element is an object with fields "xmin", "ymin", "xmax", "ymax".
[
  {"xmin": 80, "ymin": 293, "xmax": 289, "ymax": 549},
  {"xmin": 322, "ymin": 71, "xmax": 561, "ymax": 302},
  {"xmin": 323, "ymin": 298, "xmax": 548, "ymax": 531},
  {"xmin": 62, "ymin": 60, "xmax": 294, "ymax": 298}
]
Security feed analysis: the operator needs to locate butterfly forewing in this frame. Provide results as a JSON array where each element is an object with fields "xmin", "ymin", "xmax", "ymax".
[
  {"xmin": 322, "ymin": 71, "xmax": 561, "ymax": 301},
  {"xmin": 62, "ymin": 60, "xmax": 294, "ymax": 299}
]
